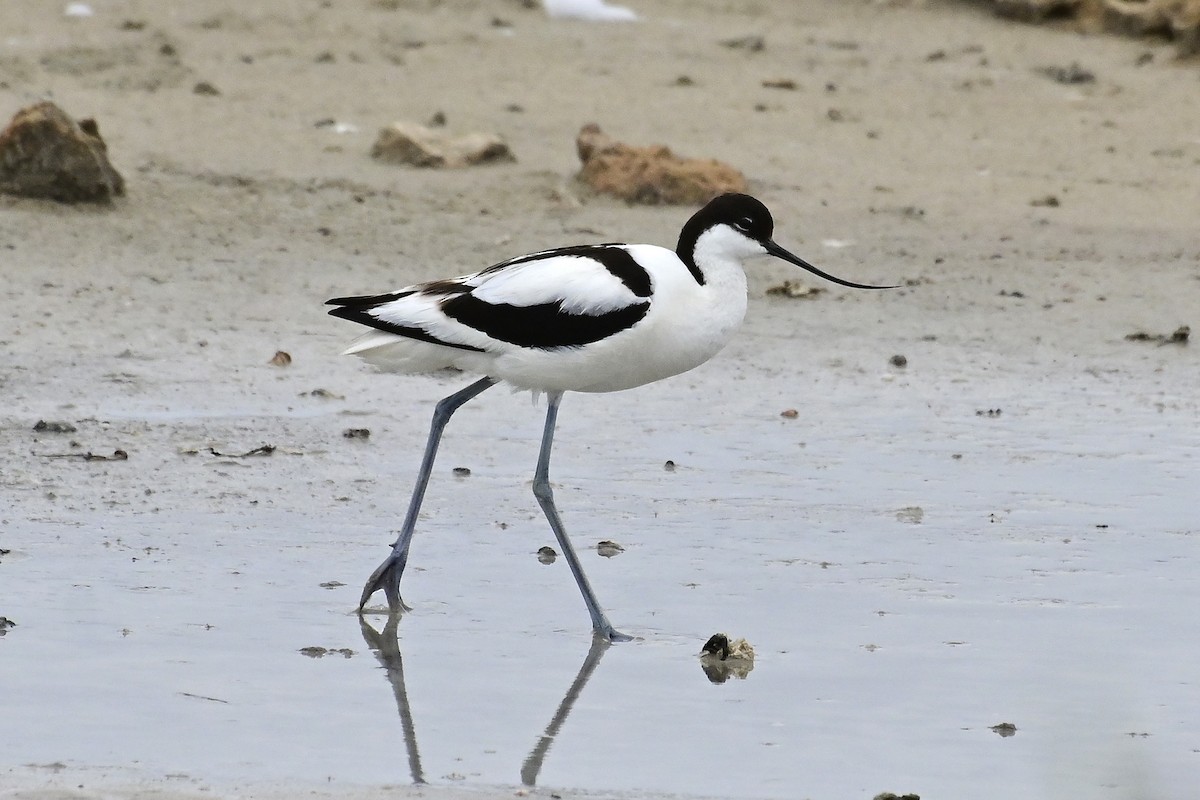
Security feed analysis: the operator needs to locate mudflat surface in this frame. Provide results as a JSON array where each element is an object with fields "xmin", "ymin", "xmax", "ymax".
[{"xmin": 2, "ymin": 1, "xmax": 1198, "ymax": 799}]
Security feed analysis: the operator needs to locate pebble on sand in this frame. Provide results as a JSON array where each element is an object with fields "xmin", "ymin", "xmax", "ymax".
[{"xmin": 371, "ymin": 121, "xmax": 515, "ymax": 168}]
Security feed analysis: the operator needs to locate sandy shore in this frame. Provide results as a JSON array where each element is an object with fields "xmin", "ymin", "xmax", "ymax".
[{"xmin": 3, "ymin": 1, "xmax": 1198, "ymax": 798}]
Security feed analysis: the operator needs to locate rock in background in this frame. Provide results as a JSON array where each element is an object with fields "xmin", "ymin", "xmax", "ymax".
[
  {"xmin": 370, "ymin": 121, "xmax": 515, "ymax": 168},
  {"xmin": 574, "ymin": 123, "xmax": 747, "ymax": 205},
  {"xmin": 0, "ymin": 101, "xmax": 125, "ymax": 203},
  {"xmin": 986, "ymin": 0, "xmax": 1200, "ymax": 56}
]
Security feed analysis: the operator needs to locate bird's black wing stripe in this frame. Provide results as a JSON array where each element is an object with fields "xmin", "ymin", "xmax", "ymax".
[
  {"xmin": 326, "ymin": 304, "xmax": 486, "ymax": 353},
  {"xmin": 326, "ymin": 277, "xmax": 471, "ymax": 308},
  {"xmin": 326, "ymin": 290, "xmax": 414, "ymax": 307},
  {"xmin": 441, "ymin": 295, "xmax": 649, "ymax": 350},
  {"xmin": 480, "ymin": 245, "xmax": 653, "ymax": 298}
]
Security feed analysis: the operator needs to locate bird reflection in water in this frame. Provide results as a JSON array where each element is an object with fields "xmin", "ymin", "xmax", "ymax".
[{"xmin": 357, "ymin": 614, "xmax": 611, "ymax": 787}]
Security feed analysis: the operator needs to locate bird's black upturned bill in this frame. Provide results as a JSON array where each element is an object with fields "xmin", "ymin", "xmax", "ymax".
[{"xmin": 763, "ymin": 240, "xmax": 898, "ymax": 290}]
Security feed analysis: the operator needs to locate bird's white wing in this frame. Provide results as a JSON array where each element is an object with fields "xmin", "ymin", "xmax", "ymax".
[
  {"xmin": 328, "ymin": 244, "xmax": 660, "ymax": 352},
  {"xmin": 470, "ymin": 247, "xmax": 651, "ymax": 313}
]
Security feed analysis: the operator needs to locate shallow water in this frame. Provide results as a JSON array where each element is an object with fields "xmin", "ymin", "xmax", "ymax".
[{"xmin": 3, "ymin": 355, "xmax": 1197, "ymax": 799}]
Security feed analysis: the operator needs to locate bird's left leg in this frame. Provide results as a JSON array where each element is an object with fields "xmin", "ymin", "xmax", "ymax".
[
  {"xmin": 531, "ymin": 391, "xmax": 632, "ymax": 642},
  {"xmin": 359, "ymin": 376, "xmax": 497, "ymax": 612}
]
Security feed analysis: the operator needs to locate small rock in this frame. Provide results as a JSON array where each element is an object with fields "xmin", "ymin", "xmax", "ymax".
[
  {"xmin": 780, "ymin": 408, "xmax": 799, "ymax": 419},
  {"xmin": 596, "ymin": 540, "xmax": 624, "ymax": 558},
  {"xmin": 873, "ymin": 794, "xmax": 921, "ymax": 800},
  {"xmin": 991, "ymin": 722, "xmax": 1018, "ymax": 737},
  {"xmin": 268, "ymin": 350, "xmax": 292, "ymax": 366},
  {"xmin": 193, "ymin": 81, "xmax": 221, "ymax": 96},
  {"xmin": 0, "ymin": 101, "xmax": 125, "ymax": 202},
  {"xmin": 342, "ymin": 428, "xmax": 371, "ymax": 439},
  {"xmin": 574, "ymin": 123, "xmax": 747, "ymax": 205},
  {"xmin": 761, "ymin": 78, "xmax": 797, "ymax": 90},
  {"xmin": 896, "ymin": 506, "xmax": 924, "ymax": 524},
  {"xmin": 302, "ymin": 388, "xmax": 344, "ymax": 399},
  {"xmin": 537, "ymin": 546, "xmax": 557, "ymax": 564},
  {"xmin": 299, "ymin": 646, "xmax": 328, "ymax": 658},
  {"xmin": 889, "ymin": 354, "xmax": 907, "ymax": 368},
  {"xmin": 663, "ymin": 459, "xmax": 676, "ymax": 471},
  {"xmin": 452, "ymin": 466, "xmax": 471, "ymax": 477},
  {"xmin": 1030, "ymin": 194, "xmax": 1060, "ymax": 207},
  {"xmin": 371, "ymin": 121, "xmax": 515, "ymax": 168}
]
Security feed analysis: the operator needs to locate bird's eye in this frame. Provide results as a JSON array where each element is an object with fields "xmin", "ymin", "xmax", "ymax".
[{"xmin": 734, "ymin": 217, "xmax": 753, "ymax": 232}]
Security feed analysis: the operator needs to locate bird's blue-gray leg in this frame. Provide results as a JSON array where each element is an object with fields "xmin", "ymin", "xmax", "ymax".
[
  {"xmin": 359, "ymin": 377, "xmax": 498, "ymax": 612},
  {"xmin": 533, "ymin": 392, "xmax": 632, "ymax": 642}
]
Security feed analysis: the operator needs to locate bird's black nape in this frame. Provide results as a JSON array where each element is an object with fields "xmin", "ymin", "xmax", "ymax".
[{"xmin": 676, "ymin": 193, "xmax": 774, "ymax": 284}]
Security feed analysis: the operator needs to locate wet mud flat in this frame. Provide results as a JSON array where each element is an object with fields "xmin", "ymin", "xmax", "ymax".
[{"xmin": 3, "ymin": 287, "xmax": 1198, "ymax": 799}]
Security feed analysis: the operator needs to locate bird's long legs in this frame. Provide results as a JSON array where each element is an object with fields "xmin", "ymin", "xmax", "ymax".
[
  {"xmin": 534, "ymin": 392, "xmax": 631, "ymax": 642},
  {"xmin": 358, "ymin": 377, "xmax": 498, "ymax": 612},
  {"xmin": 359, "ymin": 380, "xmax": 630, "ymax": 642}
]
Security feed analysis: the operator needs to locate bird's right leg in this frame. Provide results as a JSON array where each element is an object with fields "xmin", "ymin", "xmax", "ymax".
[{"xmin": 359, "ymin": 377, "xmax": 497, "ymax": 613}]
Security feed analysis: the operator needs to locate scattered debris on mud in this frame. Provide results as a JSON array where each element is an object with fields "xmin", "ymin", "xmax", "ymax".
[
  {"xmin": 32, "ymin": 420, "xmax": 77, "ymax": 433},
  {"xmin": 1035, "ymin": 61, "xmax": 1095, "ymax": 84},
  {"xmin": 720, "ymin": 35, "xmax": 765, "ymax": 51},
  {"xmin": 37, "ymin": 449, "xmax": 128, "ymax": 461},
  {"xmin": 0, "ymin": 101, "xmax": 125, "ymax": 202},
  {"xmin": 196, "ymin": 444, "xmax": 275, "ymax": 458},
  {"xmin": 299, "ymin": 646, "xmax": 356, "ymax": 658},
  {"xmin": 574, "ymin": 123, "xmax": 747, "ymax": 205},
  {"xmin": 371, "ymin": 121, "xmax": 515, "ymax": 168},
  {"xmin": 1125, "ymin": 325, "xmax": 1189, "ymax": 345},
  {"xmin": 342, "ymin": 427, "xmax": 371, "ymax": 439},
  {"xmin": 765, "ymin": 280, "xmax": 824, "ymax": 299}
]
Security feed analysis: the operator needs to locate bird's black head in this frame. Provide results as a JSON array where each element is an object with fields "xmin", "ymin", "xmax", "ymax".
[
  {"xmin": 677, "ymin": 192, "xmax": 896, "ymax": 290},
  {"xmin": 677, "ymin": 193, "xmax": 773, "ymax": 260}
]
